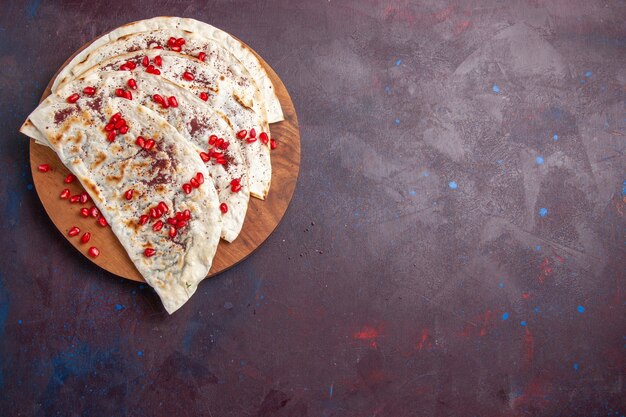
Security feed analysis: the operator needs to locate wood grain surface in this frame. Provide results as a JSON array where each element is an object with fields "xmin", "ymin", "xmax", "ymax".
[{"xmin": 28, "ymin": 28, "xmax": 300, "ymax": 282}]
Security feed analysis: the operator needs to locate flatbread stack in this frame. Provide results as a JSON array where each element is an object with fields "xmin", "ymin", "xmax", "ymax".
[{"xmin": 20, "ymin": 17, "xmax": 284, "ymax": 314}]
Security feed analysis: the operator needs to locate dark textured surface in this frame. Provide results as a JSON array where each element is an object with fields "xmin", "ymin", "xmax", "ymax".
[{"xmin": 1, "ymin": 1, "xmax": 625, "ymax": 416}]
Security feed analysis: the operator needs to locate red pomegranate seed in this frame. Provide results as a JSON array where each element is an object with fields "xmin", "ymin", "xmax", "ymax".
[
  {"xmin": 123, "ymin": 90, "xmax": 133, "ymax": 100},
  {"xmin": 144, "ymin": 248, "xmax": 156, "ymax": 257},
  {"xmin": 38, "ymin": 164, "xmax": 51, "ymax": 172},
  {"xmin": 167, "ymin": 217, "xmax": 177, "ymax": 226},
  {"xmin": 183, "ymin": 209, "xmax": 190, "ymax": 220},
  {"xmin": 153, "ymin": 45, "xmax": 163, "ymax": 49},
  {"xmin": 168, "ymin": 226, "xmax": 177, "ymax": 238},
  {"xmin": 79, "ymin": 192, "xmax": 89, "ymax": 204},
  {"xmin": 249, "ymin": 128, "xmax": 256, "ymax": 138},
  {"xmin": 144, "ymin": 139, "xmax": 155, "ymax": 150},
  {"xmin": 157, "ymin": 201, "xmax": 169, "ymax": 213},
  {"xmin": 168, "ymin": 96, "xmax": 178, "ymax": 107},
  {"xmin": 135, "ymin": 136, "xmax": 145, "ymax": 148},
  {"xmin": 80, "ymin": 232, "xmax": 91, "ymax": 243},
  {"xmin": 60, "ymin": 188, "xmax": 70, "ymax": 199},
  {"xmin": 231, "ymin": 183, "xmax": 242, "ymax": 193},
  {"xmin": 152, "ymin": 94, "xmax": 164, "ymax": 104},
  {"xmin": 119, "ymin": 125, "xmax": 129, "ymax": 134},
  {"xmin": 138, "ymin": 215, "xmax": 149, "ymax": 225},
  {"xmin": 246, "ymin": 136, "xmax": 257, "ymax": 143},
  {"xmin": 215, "ymin": 157, "xmax": 226, "ymax": 165},
  {"xmin": 197, "ymin": 52, "xmax": 206, "ymax": 62},
  {"xmin": 176, "ymin": 220, "xmax": 187, "ymax": 229},
  {"xmin": 113, "ymin": 119, "xmax": 125, "ymax": 129},
  {"xmin": 183, "ymin": 71, "xmax": 194, "ymax": 81},
  {"xmin": 156, "ymin": 207, "xmax": 164, "ymax": 218},
  {"xmin": 208, "ymin": 135, "xmax": 217, "ymax": 145},
  {"xmin": 154, "ymin": 55, "xmax": 162, "ymax": 67},
  {"xmin": 146, "ymin": 64, "xmax": 156, "ymax": 73},
  {"xmin": 195, "ymin": 172, "xmax": 204, "ymax": 185},
  {"xmin": 175, "ymin": 211, "xmax": 185, "ymax": 221},
  {"xmin": 124, "ymin": 189, "xmax": 133, "ymax": 200},
  {"xmin": 111, "ymin": 112, "xmax": 121, "ymax": 123},
  {"xmin": 68, "ymin": 226, "xmax": 80, "ymax": 237},
  {"xmin": 66, "ymin": 93, "xmax": 79, "ymax": 103},
  {"xmin": 170, "ymin": 45, "xmax": 181, "ymax": 52},
  {"xmin": 98, "ymin": 216, "xmax": 108, "ymax": 227},
  {"xmin": 176, "ymin": 37, "xmax": 185, "ymax": 46},
  {"xmin": 270, "ymin": 139, "xmax": 278, "ymax": 150},
  {"xmin": 231, "ymin": 178, "xmax": 240, "ymax": 185},
  {"xmin": 127, "ymin": 60, "xmax": 137, "ymax": 70},
  {"xmin": 83, "ymin": 86, "xmax": 96, "ymax": 95},
  {"xmin": 142, "ymin": 55, "xmax": 149, "ymax": 67},
  {"xmin": 119, "ymin": 63, "xmax": 129, "ymax": 71},
  {"xmin": 149, "ymin": 207, "xmax": 158, "ymax": 219},
  {"xmin": 215, "ymin": 138, "xmax": 224, "ymax": 148},
  {"xmin": 107, "ymin": 131, "xmax": 116, "ymax": 142},
  {"xmin": 90, "ymin": 206, "xmax": 99, "ymax": 218},
  {"xmin": 199, "ymin": 152, "xmax": 210, "ymax": 162},
  {"xmin": 115, "ymin": 88, "xmax": 124, "ymax": 97},
  {"xmin": 88, "ymin": 246, "xmax": 100, "ymax": 258},
  {"xmin": 80, "ymin": 207, "xmax": 90, "ymax": 217},
  {"xmin": 260, "ymin": 132, "xmax": 269, "ymax": 144},
  {"xmin": 104, "ymin": 123, "xmax": 114, "ymax": 131},
  {"xmin": 152, "ymin": 220, "xmax": 163, "ymax": 232},
  {"xmin": 167, "ymin": 37, "xmax": 177, "ymax": 47},
  {"xmin": 219, "ymin": 203, "xmax": 228, "ymax": 213},
  {"xmin": 190, "ymin": 178, "xmax": 199, "ymax": 188},
  {"xmin": 221, "ymin": 141, "xmax": 230, "ymax": 150},
  {"xmin": 152, "ymin": 69, "xmax": 161, "ymax": 75},
  {"xmin": 199, "ymin": 92, "xmax": 208, "ymax": 101},
  {"xmin": 70, "ymin": 195, "xmax": 81, "ymax": 203},
  {"xmin": 182, "ymin": 183, "xmax": 192, "ymax": 194},
  {"xmin": 127, "ymin": 79, "xmax": 137, "ymax": 90},
  {"xmin": 63, "ymin": 174, "xmax": 74, "ymax": 183},
  {"xmin": 236, "ymin": 130, "xmax": 247, "ymax": 139}
]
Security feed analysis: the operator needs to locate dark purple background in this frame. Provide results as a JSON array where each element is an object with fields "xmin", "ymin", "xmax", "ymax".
[{"xmin": 1, "ymin": 1, "xmax": 625, "ymax": 416}]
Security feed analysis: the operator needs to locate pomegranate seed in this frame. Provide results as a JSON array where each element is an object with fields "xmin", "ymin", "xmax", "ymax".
[
  {"xmin": 149, "ymin": 207, "xmax": 158, "ymax": 219},
  {"xmin": 115, "ymin": 88, "xmax": 124, "ymax": 97},
  {"xmin": 195, "ymin": 172, "xmax": 204, "ymax": 185},
  {"xmin": 123, "ymin": 90, "xmax": 133, "ymax": 100},
  {"xmin": 70, "ymin": 195, "xmax": 81, "ymax": 203},
  {"xmin": 175, "ymin": 211, "xmax": 185, "ymax": 221},
  {"xmin": 152, "ymin": 69, "xmax": 161, "ymax": 75},
  {"xmin": 231, "ymin": 178, "xmax": 240, "ymax": 185},
  {"xmin": 144, "ymin": 248, "xmax": 156, "ymax": 257},
  {"xmin": 66, "ymin": 93, "xmax": 79, "ymax": 103},
  {"xmin": 80, "ymin": 232, "xmax": 91, "ymax": 243},
  {"xmin": 168, "ymin": 226, "xmax": 177, "ymax": 238},
  {"xmin": 221, "ymin": 141, "xmax": 230, "ymax": 150},
  {"xmin": 260, "ymin": 132, "xmax": 269, "ymax": 144},
  {"xmin": 236, "ymin": 130, "xmax": 247, "ymax": 139},
  {"xmin": 182, "ymin": 183, "xmax": 192, "ymax": 194},
  {"xmin": 154, "ymin": 55, "xmax": 162, "ymax": 67},
  {"xmin": 90, "ymin": 206, "xmax": 99, "ymax": 218},
  {"xmin": 231, "ymin": 183, "xmax": 241, "ymax": 193},
  {"xmin": 197, "ymin": 52, "xmax": 206, "ymax": 62},
  {"xmin": 119, "ymin": 63, "xmax": 129, "ymax": 71},
  {"xmin": 250, "ymin": 128, "xmax": 256, "ymax": 138},
  {"xmin": 38, "ymin": 164, "xmax": 51, "ymax": 172},
  {"xmin": 119, "ymin": 125, "xmax": 129, "ymax": 134},
  {"xmin": 152, "ymin": 94, "xmax": 164, "ymax": 104},
  {"xmin": 80, "ymin": 207, "xmax": 90, "ymax": 217},
  {"xmin": 270, "ymin": 139, "xmax": 278, "ymax": 150},
  {"xmin": 104, "ymin": 123, "xmax": 114, "ymax": 131},
  {"xmin": 161, "ymin": 99, "xmax": 169, "ymax": 109},
  {"xmin": 124, "ymin": 189, "xmax": 133, "ymax": 200},
  {"xmin": 219, "ymin": 203, "xmax": 228, "ymax": 213},
  {"xmin": 138, "ymin": 215, "xmax": 149, "ymax": 225},
  {"xmin": 176, "ymin": 37, "xmax": 185, "ymax": 46},
  {"xmin": 216, "ymin": 138, "xmax": 224, "ymax": 148},
  {"xmin": 127, "ymin": 79, "xmax": 137, "ymax": 90},
  {"xmin": 107, "ymin": 131, "xmax": 116, "ymax": 142},
  {"xmin": 155, "ymin": 207, "xmax": 163, "ymax": 218},
  {"xmin": 80, "ymin": 192, "xmax": 89, "ymax": 204},
  {"xmin": 152, "ymin": 220, "xmax": 163, "ymax": 231},
  {"xmin": 168, "ymin": 96, "xmax": 178, "ymax": 107},
  {"xmin": 199, "ymin": 152, "xmax": 210, "ymax": 162},
  {"xmin": 83, "ymin": 86, "xmax": 96, "ymax": 95},
  {"xmin": 170, "ymin": 45, "xmax": 181, "ymax": 52},
  {"xmin": 167, "ymin": 217, "xmax": 177, "ymax": 226},
  {"xmin": 60, "ymin": 188, "xmax": 70, "ymax": 199},
  {"xmin": 176, "ymin": 220, "xmax": 187, "ymax": 229},
  {"xmin": 190, "ymin": 178, "xmax": 199, "ymax": 188},
  {"xmin": 88, "ymin": 246, "xmax": 100, "ymax": 258},
  {"xmin": 113, "ymin": 119, "xmax": 125, "ymax": 129},
  {"xmin": 144, "ymin": 139, "xmax": 155, "ymax": 150},
  {"xmin": 209, "ymin": 135, "xmax": 217, "ymax": 145},
  {"xmin": 153, "ymin": 45, "xmax": 163, "ymax": 50},
  {"xmin": 127, "ymin": 60, "xmax": 136, "ymax": 70},
  {"xmin": 167, "ymin": 37, "xmax": 177, "ymax": 47},
  {"xmin": 68, "ymin": 226, "xmax": 80, "ymax": 237},
  {"xmin": 62, "ymin": 174, "xmax": 74, "ymax": 183},
  {"xmin": 246, "ymin": 136, "xmax": 257, "ymax": 143},
  {"xmin": 215, "ymin": 157, "xmax": 226, "ymax": 165},
  {"xmin": 98, "ymin": 216, "xmax": 108, "ymax": 227},
  {"xmin": 142, "ymin": 55, "xmax": 149, "ymax": 67},
  {"xmin": 146, "ymin": 64, "xmax": 155, "ymax": 73},
  {"xmin": 183, "ymin": 71, "xmax": 194, "ymax": 81},
  {"xmin": 157, "ymin": 201, "xmax": 169, "ymax": 213},
  {"xmin": 183, "ymin": 209, "xmax": 191, "ymax": 220},
  {"xmin": 135, "ymin": 136, "xmax": 145, "ymax": 148},
  {"xmin": 199, "ymin": 92, "xmax": 208, "ymax": 101},
  {"xmin": 111, "ymin": 112, "xmax": 121, "ymax": 123}
]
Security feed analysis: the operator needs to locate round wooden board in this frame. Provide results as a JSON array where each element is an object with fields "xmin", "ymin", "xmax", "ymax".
[{"xmin": 29, "ymin": 29, "xmax": 300, "ymax": 282}]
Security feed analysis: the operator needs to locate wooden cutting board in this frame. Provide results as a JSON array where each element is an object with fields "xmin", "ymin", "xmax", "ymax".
[{"xmin": 28, "ymin": 29, "xmax": 300, "ymax": 282}]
